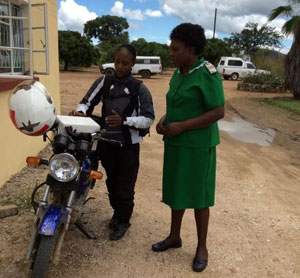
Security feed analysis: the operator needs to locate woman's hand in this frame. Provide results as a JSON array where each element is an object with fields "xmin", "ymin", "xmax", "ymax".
[
  {"xmin": 164, "ymin": 122, "xmax": 184, "ymax": 137},
  {"xmin": 69, "ymin": 110, "xmax": 86, "ymax": 117},
  {"xmin": 156, "ymin": 115, "xmax": 166, "ymax": 134},
  {"xmin": 156, "ymin": 115, "xmax": 184, "ymax": 137},
  {"xmin": 106, "ymin": 109, "xmax": 122, "ymax": 127}
]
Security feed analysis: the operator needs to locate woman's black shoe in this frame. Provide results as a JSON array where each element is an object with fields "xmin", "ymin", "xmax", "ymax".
[
  {"xmin": 192, "ymin": 257, "xmax": 208, "ymax": 272},
  {"xmin": 152, "ymin": 238, "xmax": 182, "ymax": 252},
  {"xmin": 109, "ymin": 214, "xmax": 118, "ymax": 230},
  {"xmin": 109, "ymin": 223, "xmax": 130, "ymax": 240}
]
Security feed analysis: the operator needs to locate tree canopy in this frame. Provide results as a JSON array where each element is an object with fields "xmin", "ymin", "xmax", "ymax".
[
  {"xmin": 268, "ymin": 0, "xmax": 300, "ymax": 99},
  {"xmin": 84, "ymin": 15, "xmax": 129, "ymax": 45},
  {"xmin": 58, "ymin": 31, "xmax": 99, "ymax": 71},
  {"xmin": 84, "ymin": 15, "xmax": 129, "ymax": 65},
  {"xmin": 202, "ymin": 38, "xmax": 234, "ymax": 66},
  {"xmin": 131, "ymin": 39, "xmax": 172, "ymax": 68},
  {"xmin": 225, "ymin": 22, "xmax": 283, "ymax": 55}
]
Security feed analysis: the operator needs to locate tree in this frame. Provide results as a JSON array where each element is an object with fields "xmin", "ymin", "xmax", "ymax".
[
  {"xmin": 225, "ymin": 22, "xmax": 283, "ymax": 55},
  {"xmin": 58, "ymin": 31, "xmax": 99, "ymax": 71},
  {"xmin": 268, "ymin": 0, "xmax": 300, "ymax": 99},
  {"xmin": 130, "ymin": 38, "xmax": 148, "ymax": 55},
  {"xmin": 84, "ymin": 15, "xmax": 129, "ymax": 65},
  {"xmin": 202, "ymin": 38, "xmax": 234, "ymax": 66},
  {"xmin": 98, "ymin": 41, "xmax": 119, "ymax": 64},
  {"xmin": 252, "ymin": 49, "xmax": 285, "ymax": 77},
  {"xmin": 84, "ymin": 15, "xmax": 129, "ymax": 45},
  {"xmin": 131, "ymin": 39, "xmax": 172, "ymax": 68}
]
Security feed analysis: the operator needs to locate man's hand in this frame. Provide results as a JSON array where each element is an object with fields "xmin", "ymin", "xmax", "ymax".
[
  {"xmin": 106, "ymin": 109, "xmax": 122, "ymax": 127},
  {"xmin": 69, "ymin": 110, "xmax": 86, "ymax": 117}
]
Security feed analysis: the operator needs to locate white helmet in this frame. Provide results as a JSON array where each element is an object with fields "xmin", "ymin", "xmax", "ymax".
[{"xmin": 9, "ymin": 80, "xmax": 56, "ymax": 136}]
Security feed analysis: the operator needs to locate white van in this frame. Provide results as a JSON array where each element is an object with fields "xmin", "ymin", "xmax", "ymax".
[
  {"xmin": 100, "ymin": 56, "xmax": 162, "ymax": 78},
  {"xmin": 217, "ymin": 57, "xmax": 269, "ymax": 80}
]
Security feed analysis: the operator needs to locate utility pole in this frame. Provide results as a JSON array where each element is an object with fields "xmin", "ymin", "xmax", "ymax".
[{"xmin": 213, "ymin": 8, "xmax": 217, "ymax": 39}]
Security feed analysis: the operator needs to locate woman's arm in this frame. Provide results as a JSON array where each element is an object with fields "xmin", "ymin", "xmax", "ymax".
[
  {"xmin": 164, "ymin": 106, "xmax": 225, "ymax": 138},
  {"xmin": 71, "ymin": 76, "xmax": 104, "ymax": 116},
  {"xmin": 123, "ymin": 83, "xmax": 155, "ymax": 129}
]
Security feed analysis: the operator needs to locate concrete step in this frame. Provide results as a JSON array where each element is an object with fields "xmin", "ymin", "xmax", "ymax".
[{"xmin": 0, "ymin": 205, "xmax": 18, "ymax": 219}]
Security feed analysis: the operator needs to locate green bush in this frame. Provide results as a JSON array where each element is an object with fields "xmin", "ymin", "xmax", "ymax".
[
  {"xmin": 241, "ymin": 73, "xmax": 284, "ymax": 86},
  {"xmin": 251, "ymin": 49, "xmax": 285, "ymax": 77}
]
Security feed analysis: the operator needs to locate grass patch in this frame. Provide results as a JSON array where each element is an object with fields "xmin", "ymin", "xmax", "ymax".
[
  {"xmin": 0, "ymin": 181, "xmax": 43, "ymax": 209},
  {"xmin": 0, "ymin": 190, "xmax": 32, "ymax": 209},
  {"xmin": 263, "ymin": 98, "xmax": 300, "ymax": 114},
  {"xmin": 0, "ymin": 197, "xmax": 14, "ymax": 206}
]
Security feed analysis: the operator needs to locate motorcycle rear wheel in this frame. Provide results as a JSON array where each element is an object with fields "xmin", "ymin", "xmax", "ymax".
[{"xmin": 31, "ymin": 235, "xmax": 54, "ymax": 278}]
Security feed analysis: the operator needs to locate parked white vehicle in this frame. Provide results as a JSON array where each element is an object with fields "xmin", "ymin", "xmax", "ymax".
[
  {"xmin": 100, "ymin": 56, "xmax": 162, "ymax": 78},
  {"xmin": 217, "ymin": 57, "xmax": 269, "ymax": 80}
]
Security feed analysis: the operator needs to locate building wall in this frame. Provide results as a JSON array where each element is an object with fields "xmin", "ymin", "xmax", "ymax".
[{"xmin": 0, "ymin": 0, "xmax": 60, "ymax": 187}]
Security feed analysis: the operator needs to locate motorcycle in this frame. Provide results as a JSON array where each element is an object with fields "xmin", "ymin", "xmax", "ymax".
[{"xmin": 25, "ymin": 115, "xmax": 121, "ymax": 278}]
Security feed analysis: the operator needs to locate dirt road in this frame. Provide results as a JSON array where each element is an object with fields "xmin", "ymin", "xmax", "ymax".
[{"xmin": 0, "ymin": 68, "xmax": 299, "ymax": 278}]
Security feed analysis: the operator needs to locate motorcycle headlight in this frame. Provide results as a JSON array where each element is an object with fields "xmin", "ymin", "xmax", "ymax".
[{"xmin": 49, "ymin": 153, "xmax": 80, "ymax": 182}]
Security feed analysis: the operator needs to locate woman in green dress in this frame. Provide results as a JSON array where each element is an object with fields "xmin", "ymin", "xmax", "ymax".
[{"xmin": 152, "ymin": 23, "xmax": 225, "ymax": 272}]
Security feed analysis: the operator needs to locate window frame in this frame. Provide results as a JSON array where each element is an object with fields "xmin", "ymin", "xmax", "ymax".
[
  {"xmin": 31, "ymin": 2, "xmax": 49, "ymax": 76},
  {"xmin": 228, "ymin": 59, "xmax": 243, "ymax": 67},
  {"xmin": 246, "ymin": 63, "xmax": 256, "ymax": 69},
  {"xmin": 135, "ymin": 59, "xmax": 144, "ymax": 64},
  {"xmin": 0, "ymin": 0, "xmax": 32, "ymax": 78}
]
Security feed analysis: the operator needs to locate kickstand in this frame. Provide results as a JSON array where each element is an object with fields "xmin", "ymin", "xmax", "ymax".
[
  {"xmin": 75, "ymin": 219, "xmax": 97, "ymax": 240},
  {"xmin": 83, "ymin": 197, "xmax": 95, "ymax": 205}
]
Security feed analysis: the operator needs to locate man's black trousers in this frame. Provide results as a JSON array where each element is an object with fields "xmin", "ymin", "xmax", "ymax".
[{"xmin": 97, "ymin": 141, "xmax": 140, "ymax": 224}]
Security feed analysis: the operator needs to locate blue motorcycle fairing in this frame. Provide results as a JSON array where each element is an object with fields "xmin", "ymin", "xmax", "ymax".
[
  {"xmin": 76, "ymin": 155, "xmax": 96, "ymax": 196},
  {"xmin": 39, "ymin": 204, "xmax": 69, "ymax": 236}
]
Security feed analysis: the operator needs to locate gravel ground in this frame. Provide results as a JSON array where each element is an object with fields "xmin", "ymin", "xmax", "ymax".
[{"xmin": 0, "ymin": 69, "xmax": 299, "ymax": 278}]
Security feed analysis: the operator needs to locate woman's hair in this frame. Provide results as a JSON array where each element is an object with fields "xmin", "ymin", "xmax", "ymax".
[
  {"xmin": 115, "ymin": 44, "xmax": 137, "ymax": 63},
  {"xmin": 170, "ymin": 23, "xmax": 206, "ymax": 55}
]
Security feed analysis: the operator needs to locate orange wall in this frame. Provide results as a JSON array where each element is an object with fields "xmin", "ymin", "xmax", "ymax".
[{"xmin": 0, "ymin": 0, "xmax": 60, "ymax": 187}]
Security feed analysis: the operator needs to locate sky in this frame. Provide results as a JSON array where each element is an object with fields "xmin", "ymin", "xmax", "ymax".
[{"xmin": 58, "ymin": 0, "xmax": 293, "ymax": 53}]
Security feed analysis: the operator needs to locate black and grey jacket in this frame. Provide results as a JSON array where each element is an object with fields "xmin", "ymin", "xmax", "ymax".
[{"xmin": 76, "ymin": 75, "xmax": 155, "ymax": 144}]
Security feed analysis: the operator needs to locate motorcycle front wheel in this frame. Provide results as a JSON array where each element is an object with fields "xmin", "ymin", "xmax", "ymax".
[{"xmin": 31, "ymin": 235, "xmax": 54, "ymax": 278}]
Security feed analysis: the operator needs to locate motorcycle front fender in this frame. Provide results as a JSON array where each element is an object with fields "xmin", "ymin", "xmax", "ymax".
[{"xmin": 39, "ymin": 204, "xmax": 69, "ymax": 236}]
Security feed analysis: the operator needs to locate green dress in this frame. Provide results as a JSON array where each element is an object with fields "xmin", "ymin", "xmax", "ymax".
[{"xmin": 162, "ymin": 58, "xmax": 225, "ymax": 209}]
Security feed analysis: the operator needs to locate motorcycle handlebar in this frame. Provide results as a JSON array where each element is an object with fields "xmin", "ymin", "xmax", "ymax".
[{"xmin": 91, "ymin": 129, "xmax": 123, "ymax": 147}]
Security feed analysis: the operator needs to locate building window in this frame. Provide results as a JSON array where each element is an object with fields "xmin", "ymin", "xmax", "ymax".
[
  {"xmin": 0, "ymin": 0, "xmax": 30, "ymax": 76},
  {"xmin": 0, "ymin": 0, "xmax": 49, "ymax": 79}
]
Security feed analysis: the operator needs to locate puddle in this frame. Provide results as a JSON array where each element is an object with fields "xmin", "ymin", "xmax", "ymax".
[{"xmin": 219, "ymin": 116, "xmax": 276, "ymax": 147}]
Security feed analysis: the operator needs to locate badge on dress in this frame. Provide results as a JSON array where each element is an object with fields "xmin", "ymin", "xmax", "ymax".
[{"xmin": 205, "ymin": 62, "xmax": 217, "ymax": 74}]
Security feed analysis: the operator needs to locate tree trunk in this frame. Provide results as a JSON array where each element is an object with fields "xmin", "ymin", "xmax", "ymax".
[
  {"xmin": 285, "ymin": 31, "xmax": 300, "ymax": 99},
  {"xmin": 64, "ymin": 60, "xmax": 69, "ymax": 71}
]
